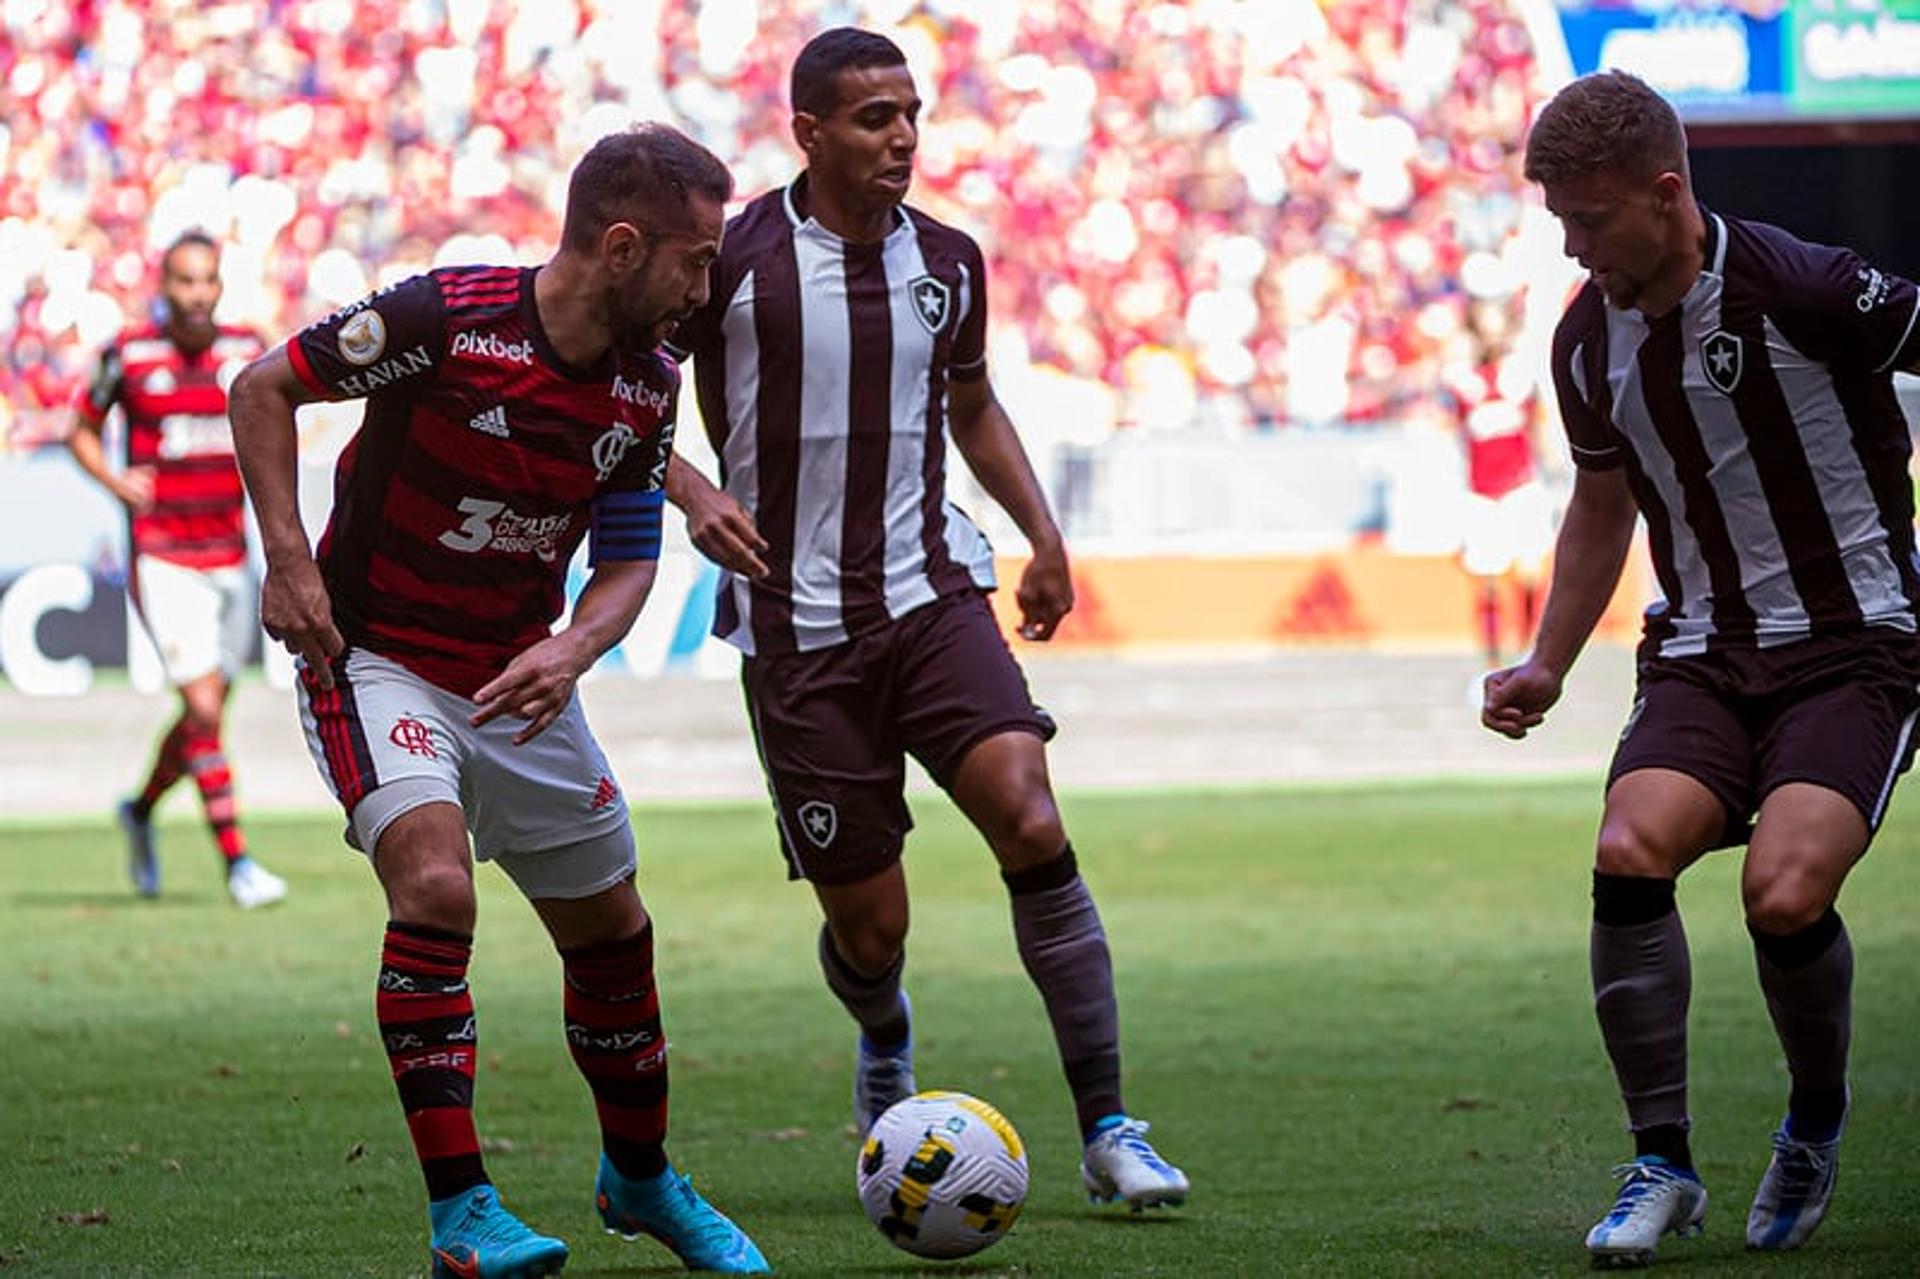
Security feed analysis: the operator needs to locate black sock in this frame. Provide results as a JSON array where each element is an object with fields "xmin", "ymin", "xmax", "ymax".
[
  {"xmin": 818, "ymin": 926, "xmax": 909, "ymax": 1048},
  {"xmin": 1751, "ymin": 910, "xmax": 1852, "ymax": 1143},
  {"xmin": 1591, "ymin": 873, "xmax": 1693, "ymax": 1147},
  {"xmin": 1005, "ymin": 846, "xmax": 1125, "ymax": 1138},
  {"xmin": 1633, "ymin": 1122, "xmax": 1694, "ymax": 1171}
]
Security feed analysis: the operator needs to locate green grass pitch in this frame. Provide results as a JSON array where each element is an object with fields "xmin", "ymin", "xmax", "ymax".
[{"xmin": 3, "ymin": 782, "xmax": 1917, "ymax": 1276}]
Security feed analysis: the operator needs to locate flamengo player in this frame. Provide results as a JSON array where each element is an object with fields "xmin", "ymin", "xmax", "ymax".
[
  {"xmin": 66, "ymin": 230, "xmax": 288, "ymax": 908},
  {"xmin": 228, "ymin": 125, "xmax": 768, "ymax": 1277},
  {"xmin": 666, "ymin": 28, "xmax": 1189, "ymax": 1211}
]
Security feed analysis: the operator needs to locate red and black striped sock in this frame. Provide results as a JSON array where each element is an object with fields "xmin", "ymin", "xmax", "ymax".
[
  {"xmin": 562, "ymin": 923, "xmax": 669, "ymax": 1181},
  {"xmin": 378, "ymin": 922, "xmax": 487, "ymax": 1202},
  {"xmin": 181, "ymin": 728, "xmax": 245, "ymax": 864},
  {"xmin": 134, "ymin": 717, "xmax": 190, "ymax": 818}
]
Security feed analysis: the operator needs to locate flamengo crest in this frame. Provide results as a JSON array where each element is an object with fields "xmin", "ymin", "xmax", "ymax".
[
  {"xmin": 909, "ymin": 275, "xmax": 951, "ymax": 336},
  {"xmin": 592, "ymin": 421, "xmax": 637, "ymax": 482},
  {"xmin": 1700, "ymin": 329, "xmax": 1743, "ymax": 395}
]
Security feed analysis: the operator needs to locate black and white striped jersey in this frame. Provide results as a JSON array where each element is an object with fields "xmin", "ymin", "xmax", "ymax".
[
  {"xmin": 1552, "ymin": 210, "xmax": 1920, "ymax": 657},
  {"xmin": 669, "ymin": 177, "xmax": 997, "ymax": 656}
]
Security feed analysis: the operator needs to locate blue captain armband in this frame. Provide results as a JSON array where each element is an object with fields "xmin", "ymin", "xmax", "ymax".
[{"xmin": 589, "ymin": 488, "xmax": 664, "ymax": 564}]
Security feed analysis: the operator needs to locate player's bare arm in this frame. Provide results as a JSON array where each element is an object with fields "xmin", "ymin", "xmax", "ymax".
[
  {"xmin": 946, "ymin": 375, "xmax": 1072, "ymax": 641},
  {"xmin": 228, "ymin": 344, "xmax": 344, "ymax": 687},
  {"xmin": 472, "ymin": 558, "xmax": 658, "ymax": 745},
  {"xmin": 66, "ymin": 407, "xmax": 155, "ymax": 512},
  {"xmin": 1482, "ymin": 465, "xmax": 1638, "ymax": 740},
  {"xmin": 664, "ymin": 453, "xmax": 769, "ymax": 579}
]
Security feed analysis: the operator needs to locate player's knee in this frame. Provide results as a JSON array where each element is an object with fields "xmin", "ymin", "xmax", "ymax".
[
  {"xmin": 385, "ymin": 860, "xmax": 478, "ymax": 933},
  {"xmin": 1593, "ymin": 819, "xmax": 1680, "ymax": 879},
  {"xmin": 1743, "ymin": 871, "xmax": 1832, "ymax": 936},
  {"xmin": 180, "ymin": 704, "xmax": 222, "ymax": 737},
  {"xmin": 834, "ymin": 921, "xmax": 905, "ymax": 977},
  {"xmin": 983, "ymin": 794, "xmax": 1065, "ymax": 870}
]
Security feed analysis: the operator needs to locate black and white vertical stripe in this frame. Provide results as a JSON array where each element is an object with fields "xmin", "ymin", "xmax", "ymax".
[
  {"xmin": 1555, "ymin": 212, "xmax": 1920, "ymax": 658},
  {"xmin": 679, "ymin": 183, "xmax": 995, "ymax": 655}
]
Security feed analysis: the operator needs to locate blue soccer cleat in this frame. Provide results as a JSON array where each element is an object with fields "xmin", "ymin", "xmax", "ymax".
[
  {"xmin": 118, "ymin": 800, "xmax": 159, "ymax": 897},
  {"xmin": 428, "ymin": 1184, "xmax": 568, "ymax": 1279},
  {"xmin": 595, "ymin": 1155, "xmax": 770, "ymax": 1273},
  {"xmin": 1080, "ymin": 1116, "xmax": 1190, "ymax": 1211},
  {"xmin": 1585, "ymin": 1156, "xmax": 1707, "ymax": 1268},
  {"xmin": 1747, "ymin": 1108, "xmax": 1845, "ymax": 1251},
  {"xmin": 854, "ymin": 992, "xmax": 915, "ymax": 1137}
]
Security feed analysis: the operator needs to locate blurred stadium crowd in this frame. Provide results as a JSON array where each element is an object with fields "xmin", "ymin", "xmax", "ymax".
[{"xmin": 2, "ymin": 0, "xmax": 1561, "ymax": 451}]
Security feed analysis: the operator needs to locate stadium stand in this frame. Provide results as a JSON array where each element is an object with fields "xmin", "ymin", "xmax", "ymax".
[{"xmin": 2, "ymin": 0, "xmax": 1549, "ymax": 451}]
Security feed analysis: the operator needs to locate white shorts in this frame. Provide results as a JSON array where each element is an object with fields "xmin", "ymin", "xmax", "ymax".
[
  {"xmin": 1461, "ymin": 481, "xmax": 1555, "ymax": 579},
  {"xmin": 296, "ymin": 647, "xmax": 636, "ymax": 900},
  {"xmin": 131, "ymin": 555, "xmax": 256, "ymax": 684}
]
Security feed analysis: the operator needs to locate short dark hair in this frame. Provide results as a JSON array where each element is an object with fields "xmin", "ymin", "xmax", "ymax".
[
  {"xmin": 161, "ymin": 229, "xmax": 219, "ymax": 276},
  {"xmin": 561, "ymin": 122, "xmax": 733, "ymax": 254},
  {"xmin": 790, "ymin": 27, "xmax": 907, "ymax": 117},
  {"xmin": 1525, "ymin": 71, "xmax": 1689, "ymax": 187}
]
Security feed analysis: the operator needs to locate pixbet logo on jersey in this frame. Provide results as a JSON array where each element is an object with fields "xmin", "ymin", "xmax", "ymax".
[
  {"xmin": 610, "ymin": 373, "xmax": 671, "ymax": 414},
  {"xmin": 450, "ymin": 330, "xmax": 535, "ymax": 365}
]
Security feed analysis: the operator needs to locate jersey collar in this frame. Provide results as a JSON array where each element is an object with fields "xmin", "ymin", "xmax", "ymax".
[{"xmin": 782, "ymin": 174, "xmax": 908, "ymax": 247}]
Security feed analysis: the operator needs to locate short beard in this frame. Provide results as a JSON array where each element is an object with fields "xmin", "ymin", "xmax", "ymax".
[{"xmin": 612, "ymin": 306, "xmax": 662, "ymax": 353}]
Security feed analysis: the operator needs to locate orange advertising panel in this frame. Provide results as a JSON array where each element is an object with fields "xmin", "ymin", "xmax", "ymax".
[{"xmin": 987, "ymin": 547, "xmax": 1651, "ymax": 651}]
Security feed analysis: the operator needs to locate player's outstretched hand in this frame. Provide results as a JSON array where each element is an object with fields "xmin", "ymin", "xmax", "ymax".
[
  {"xmin": 1016, "ymin": 541, "xmax": 1074, "ymax": 642},
  {"xmin": 1480, "ymin": 658, "xmax": 1563, "ymax": 740},
  {"xmin": 472, "ymin": 638, "xmax": 581, "ymax": 745},
  {"xmin": 261, "ymin": 555, "xmax": 344, "ymax": 689},
  {"xmin": 683, "ymin": 484, "xmax": 770, "ymax": 580}
]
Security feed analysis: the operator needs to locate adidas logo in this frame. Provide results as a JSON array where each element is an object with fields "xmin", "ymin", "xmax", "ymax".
[
  {"xmin": 590, "ymin": 776, "xmax": 620, "ymax": 811},
  {"xmin": 468, "ymin": 405, "xmax": 509, "ymax": 437}
]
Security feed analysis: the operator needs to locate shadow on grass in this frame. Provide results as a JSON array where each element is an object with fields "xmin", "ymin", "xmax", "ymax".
[
  {"xmin": 571, "ymin": 1265, "xmax": 1022, "ymax": 1278},
  {"xmin": 9, "ymin": 891, "xmax": 208, "ymax": 909},
  {"xmin": 1078, "ymin": 1209, "xmax": 1190, "ymax": 1229}
]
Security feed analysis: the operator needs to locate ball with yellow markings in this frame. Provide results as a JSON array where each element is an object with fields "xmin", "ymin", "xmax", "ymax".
[{"xmin": 856, "ymin": 1090, "xmax": 1029, "ymax": 1259}]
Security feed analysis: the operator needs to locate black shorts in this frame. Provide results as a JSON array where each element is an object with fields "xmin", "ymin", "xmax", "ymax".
[
  {"xmin": 1609, "ymin": 629, "xmax": 1920, "ymax": 847},
  {"xmin": 740, "ymin": 590, "xmax": 1056, "ymax": 885}
]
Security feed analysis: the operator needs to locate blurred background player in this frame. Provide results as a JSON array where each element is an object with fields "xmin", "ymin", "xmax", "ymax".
[
  {"xmin": 1448, "ymin": 298, "xmax": 1553, "ymax": 668},
  {"xmin": 665, "ymin": 28, "xmax": 1189, "ymax": 1212},
  {"xmin": 1484, "ymin": 71, "xmax": 1920, "ymax": 1266},
  {"xmin": 229, "ymin": 125, "xmax": 767, "ymax": 1276},
  {"xmin": 65, "ymin": 230, "xmax": 288, "ymax": 909}
]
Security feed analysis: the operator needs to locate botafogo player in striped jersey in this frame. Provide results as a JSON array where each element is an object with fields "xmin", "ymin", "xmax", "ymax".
[
  {"xmin": 665, "ymin": 28, "xmax": 1190, "ymax": 1212},
  {"xmin": 1482, "ymin": 71, "xmax": 1920, "ymax": 1267},
  {"xmin": 67, "ymin": 231, "xmax": 288, "ymax": 909},
  {"xmin": 230, "ymin": 125, "xmax": 768, "ymax": 1277}
]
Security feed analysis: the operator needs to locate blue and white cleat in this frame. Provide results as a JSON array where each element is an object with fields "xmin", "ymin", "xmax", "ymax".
[
  {"xmin": 595, "ymin": 1155, "xmax": 770, "ymax": 1273},
  {"xmin": 1585, "ymin": 1157, "xmax": 1706, "ymax": 1268},
  {"xmin": 1747, "ymin": 1114, "xmax": 1843, "ymax": 1251},
  {"xmin": 428, "ymin": 1183, "xmax": 568, "ymax": 1279},
  {"xmin": 118, "ymin": 800, "xmax": 159, "ymax": 898},
  {"xmin": 853, "ymin": 992, "xmax": 915, "ymax": 1137},
  {"xmin": 1080, "ymin": 1116, "xmax": 1190, "ymax": 1211}
]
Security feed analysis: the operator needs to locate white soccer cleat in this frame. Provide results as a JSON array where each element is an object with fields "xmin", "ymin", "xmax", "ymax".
[
  {"xmin": 226, "ymin": 857, "xmax": 288, "ymax": 909},
  {"xmin": 853, "ymin": 993, "xmax": 915, "ymax": 1136},
  {"xmin": 1747, "ymin": 1120, "xmax": 1843, "ymax": 1251},
  {"xmin": 1585, "ymin": 1157, "xmax": 1707, "ymax": 1268},
  {"xmin": 1080, "ymin": 1117, "xmax": 1189, "ymax": 1211}
]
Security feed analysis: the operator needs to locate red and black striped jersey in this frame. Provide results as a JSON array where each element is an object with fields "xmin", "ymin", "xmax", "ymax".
[
  {"xmin": 78, "ymin": 322, "xmax": 264, "ymax": 569},
  {"xmin": 289, "ymin": 265, "xmax": 678, "ymax": 697}
]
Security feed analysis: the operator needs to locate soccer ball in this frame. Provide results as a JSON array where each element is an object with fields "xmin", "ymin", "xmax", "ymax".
[{"xmin": 856, "ymin": 1090, "xmax": 1029, "ymax": 1259}]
